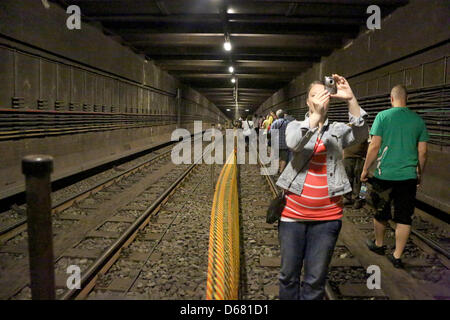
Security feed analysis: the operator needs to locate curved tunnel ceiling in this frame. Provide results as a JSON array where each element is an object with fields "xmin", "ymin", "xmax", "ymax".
[{"xmin": 57, "ymin": 0, "xmax": 408, "ymax": 117}]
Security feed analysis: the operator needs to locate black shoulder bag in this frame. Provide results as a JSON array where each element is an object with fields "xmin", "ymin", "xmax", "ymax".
[
  {"xmin": 266, "ymin": 189, "xmax": 287, "ymax": 224},
  {"xmin": 266, "ymin": 130, "xmax": 324, "ymax": 224}
]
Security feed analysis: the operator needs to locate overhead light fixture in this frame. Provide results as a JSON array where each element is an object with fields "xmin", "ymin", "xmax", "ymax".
[
  {"xmin": 231, "ymin": 78, "xmax": 236, "ymax": 83},
  {"xmin": 226, "ymin": 108, "xmax": 231, "ymax": 112},
  {"xmin": 224, "ymin": 40, "xmax": 232, "ymax": 51},
  {"xmin": 228, "ymin": 66, "xmax": 234, "ymax": 73},
  {"xmin": 227, "ymin": 8, "xmax": 235, "ymax": 14},
  {"xmin": 245, "ymin": 109, "xmax": 250, "ymax": 112}
]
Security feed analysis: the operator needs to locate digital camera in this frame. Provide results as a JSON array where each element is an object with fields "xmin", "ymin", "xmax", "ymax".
[{"xmin": 324, "ymin": 76, "xmax": 337, "ymax": 94}]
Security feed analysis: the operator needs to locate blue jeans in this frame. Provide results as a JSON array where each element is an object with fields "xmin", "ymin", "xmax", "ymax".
[{"xmin": 278, "ymin": 220, "xmax": 342, "ymax": 300}]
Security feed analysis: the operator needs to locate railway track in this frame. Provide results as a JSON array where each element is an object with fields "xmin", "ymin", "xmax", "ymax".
[
  {"xmin": 64, "ymin": 142, "xmax": 225, "ymax": 299},
  {"xmin": 1, "ymin": 139, "xmax": 447, "ymax": 300},
  {"xmin": 407, "ymin": 210, "xmax": 449, "ymax": 260},
  {"xmin": 343, "ymin": 205, "xmax": 449, "ymax": 300},
  {"xmin": 0, "ymin": 133, "xmax": 205, "ymax": 240},
  {"xmin": 238, "ymin": 160, "xmax": 280, "ymax": 299},
  {"xmin": 0, "ymin": 143, "xmax": 176, "ymax": 244},
  {"xmin": 83, "ymin": 162, "xmax": 223, "ymax": 300},
  {"xmin": 0, "ymin": 137, "xmax": 209, "ymax": 300}
]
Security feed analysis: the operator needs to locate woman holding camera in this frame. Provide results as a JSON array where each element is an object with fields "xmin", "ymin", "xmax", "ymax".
[{"xmin": 276, "ymin": 74, "xmax": 369, "ymax": 300}]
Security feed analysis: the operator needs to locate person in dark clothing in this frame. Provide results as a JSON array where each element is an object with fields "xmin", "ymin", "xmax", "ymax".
[
  {"xmin": 343, "ymin": 130, "xmax": 369, "ymax": 209},
  {"xmin": 253, "ymin": 114, "xmax": 260, "ymax": 135},
  {"xmin": 269, "ymin": 109, "xmax": 291, "ymax": 173}
]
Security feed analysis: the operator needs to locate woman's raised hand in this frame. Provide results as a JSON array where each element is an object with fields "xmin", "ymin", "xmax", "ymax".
[{"xmin": 330, "ymin": 74, "xmax": 354, "ymax": 101}]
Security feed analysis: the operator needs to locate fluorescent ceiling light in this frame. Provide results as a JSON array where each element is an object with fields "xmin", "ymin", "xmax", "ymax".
[
  {"xmin": 224, "ymin": 41, "xmax": 232, "ymax": 51},
  {"xmin": 228, "ymin": 66, "xmax": 234, "ymax": 73}
]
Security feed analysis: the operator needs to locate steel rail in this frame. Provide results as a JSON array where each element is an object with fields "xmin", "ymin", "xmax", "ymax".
[
  {"xmin": 61, "ymin": 141, "xmax": 215, "ymax": 300},
  {"xmin": 411, "ymin": 229, "xmax": 449, "ymax": 259},
  {"xmin": 387, "ymin": 219, "xmax": 450, "ymax": 260},
  {"xmin": 0, "ymin": 134, "xmax": 203, "ymax": 242},
  {"xmin": 0, "ymin": 148, "xmax": 172, "ymax": 241}
]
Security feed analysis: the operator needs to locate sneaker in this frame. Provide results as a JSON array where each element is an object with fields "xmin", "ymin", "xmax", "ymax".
[
  {"xmin": 366, "ymin": 239, "xmax": 386, "ymax": 255},
  {"xmin": 387, "ymin": 253, "xmax": 404, "ymax": 268},
  {"xmin": 353, "ymin": 199, "xmax": 363, "ymax": 209},
  {"xmin": 343, "ymin": 197, "xmax": 353, "ymax": 206}
]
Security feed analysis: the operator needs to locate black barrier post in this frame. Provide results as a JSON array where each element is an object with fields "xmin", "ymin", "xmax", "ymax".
[{"xmin": 22, "ymin": 155, "xmax": 55, "ymax": 300}]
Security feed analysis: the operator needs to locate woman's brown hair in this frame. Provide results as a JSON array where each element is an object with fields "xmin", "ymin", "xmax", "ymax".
[{"xmin": 307, "ymin": 80, "xmax": 325, "ymax": 97}]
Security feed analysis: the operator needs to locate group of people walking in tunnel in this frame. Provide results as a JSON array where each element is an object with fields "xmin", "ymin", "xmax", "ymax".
[
  {"xmin": 240, "ymin": 108, "xmax": 295, "ymax": 172},
  {"xmin": 250, "ymin": 74, "xmax": 429, "ymax": 300}
]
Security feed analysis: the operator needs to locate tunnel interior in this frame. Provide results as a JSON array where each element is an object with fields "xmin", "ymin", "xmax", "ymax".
[
  {"xmin": 0, "ymin": 0, "xmax": 449, "ymax": 303},
  {"xmin": 0, "ymin": 0, "xmax": 448, "ymax": 212}
]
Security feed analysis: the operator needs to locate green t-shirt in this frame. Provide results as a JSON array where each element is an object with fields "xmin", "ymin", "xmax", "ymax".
[{"xmin": 370, "ymin": 107, "xmax": 429, "ymax": 181}]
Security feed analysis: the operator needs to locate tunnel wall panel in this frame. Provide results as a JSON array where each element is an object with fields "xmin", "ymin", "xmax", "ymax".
[
  {"xmin": 0, "ymin": 48, "xmax": 14, "ymax": 109},
  {"xmin": 0, "ymin": 0, "xmax": 142, "ymax": 84},
  {"xmin": 40, "ymin": 59, "xmax": 57, "ymax": 110},
  {"xmin": 56, "ymin": 64, "xmax": 71, "ymax": 110},
  {"xmin": 16, "ymin": 52, "xmax": 40, "ymax": 110}
]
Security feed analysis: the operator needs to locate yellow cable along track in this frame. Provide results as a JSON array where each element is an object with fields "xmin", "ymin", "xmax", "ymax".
[{"xmin": 206, "ymin": 150, "xmax": 240, "ymax": 300}]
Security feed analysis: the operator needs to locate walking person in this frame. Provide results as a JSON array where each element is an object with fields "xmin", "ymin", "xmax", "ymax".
[
  {"xmin": 258, "ymin": 114, "xmax": 265, "ymax": 130},
  {"xmin": 266, "ymin": 112, "xmax": 276, "ymax": 147},
  {"xmin": 262, "ymin": 114, "xmax": 271, "ymax": 131},
  {"xmin": 283, "ymin": 113, "xmax": 296, "ymax": 163},
  {"xmin": 270, "ymin": 111, "xmax": 277, "ymax": 123},
  {"xmin": 343, "ymin": 130, "xmax": 369, "ymax": 209},
  {"xmin": 361, "ymin": 84, "xmax": 429, "ymax": 268},
  {"xmin": 262, "ymin": 114, "xmax": 271, "ymax": 147},
  {"xmin": 253, "ymin": 114, "xmax": 260, "ymax": 135},
  {"xmin": 269, "ymin": 109, "xmax": 291, "ymax": 174},
  {"xmin": 284, "ymin": 113, "xmax": 295, "ymax": 122},
  {"xmin": 276, "ymin": 74, "xmax": 369, "ymax": 300},
  {"xmin": 241, "ymin": 115, "xmax": 254, "ymax": 151}
]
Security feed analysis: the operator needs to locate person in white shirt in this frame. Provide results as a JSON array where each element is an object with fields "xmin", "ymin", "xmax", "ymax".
[{"xmin": 242, "ymin": 116, "xmax": 254, "ymax": 151}]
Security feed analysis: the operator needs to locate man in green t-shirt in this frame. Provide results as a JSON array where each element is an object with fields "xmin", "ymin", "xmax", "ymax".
[{"xmin": 361, "ymin": 84, "xmax": 429, "ymax": 268}]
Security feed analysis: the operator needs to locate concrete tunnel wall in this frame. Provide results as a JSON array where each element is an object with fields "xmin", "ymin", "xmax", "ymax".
[
  {"xmin": 255, "ymin": 0, "xmax": 450, "ymax": 212},
  {"xmin": 0, "ymin": 0, "xmax": 228, "ymax": 198}
]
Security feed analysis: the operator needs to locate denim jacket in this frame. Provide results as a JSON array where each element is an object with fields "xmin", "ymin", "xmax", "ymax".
[{"xmin": 276, "ymin": 108, "xmax": 369, "ymax": 197}]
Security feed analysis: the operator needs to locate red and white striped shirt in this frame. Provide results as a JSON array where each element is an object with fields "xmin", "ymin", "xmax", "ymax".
[{"xmin": 281, "ymin": 138, "xmax": 343, "ymax": 222}]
